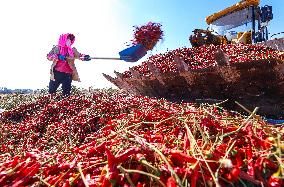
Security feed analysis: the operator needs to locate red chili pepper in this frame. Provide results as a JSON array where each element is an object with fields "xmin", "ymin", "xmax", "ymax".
[
  {"xmin": 106, "ymin": 148, "xmax": 117, "ymax": 169},
  {"xmin": 104, "ymin": 148, "xmax": 119, "ymax": 186},
  {"xmin": 47, "ymin": 175, "xmax": 61, "ymax": 186},
  {"xmin": 116, "ymin": 147, "xmax": 140, "ymax": 163},
  {"xmin": 254, "ymin": 157, "xmax": 267, "ymax": 185},
  {"xmin": 246, "ymin": 144, "xmax": 255, "ymax": 178},
  {"xmin": 170, "ymin": 150, "xmax": 197, "ymax": 163},
  {"xmin": 224, "ymin": 167, "xmax": 241, "ymax": 182},
  {"xmin": 62, "ymin": 180, "xmax": 71, "ymax": 187},
  {"xmin": 86, "ymin": 142, "xmax": 106, "ymax": 157},
  {"xmin": 235, "ymin": 152, "xmax": 243, "ymax": 168},
  {"xmin": 264, "ymin": 159, "xmax": 278, "ymax": 171},
  {"xmin": 131, "ymin": 164, "xmax": 143, "ymax": 184},
  {"xmin": 136, "ymin": 182, "xmax": 145, "ymax": 187},
  {"xmin": 215, "ymin": 144, "xmax": 228, "ymax": 154},
  {"xmin": 166, "ymin": 176, "xmax": 177, "ymax": 187},
  {"xmin": 191, "ymin": 164, "xmax": 199, "ymax": 187},
  {"xmin": 183, "ymin": 130, "xmax": 190, "ymax": 151},
  {"xmin": 101, "ymin": 178, "xmax": 112, "ymax": 187},
  {"xmin": 268, "ymin": 168, "xmax": 282, "ymax": 187},
  {"xmin": 29, "ymin": 162, "xmax": 40, "ymax": 176},
  {"xmin": 239, "ymin": 171, "xmax": 261, "ymax": 186},
  {"xmin": 11, "ymin": 178, "xmax": 29, "ymax": 187}
]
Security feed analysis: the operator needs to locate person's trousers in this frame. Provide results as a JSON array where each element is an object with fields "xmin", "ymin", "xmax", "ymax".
[{"xmin": 49, "ymin": 69, "xmax": 72, "ymax": 96}]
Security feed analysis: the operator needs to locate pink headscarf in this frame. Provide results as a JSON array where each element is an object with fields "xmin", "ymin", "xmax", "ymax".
[{"xmin": 58, "ymin": 33, "xmax": 75, "ymax": 57}]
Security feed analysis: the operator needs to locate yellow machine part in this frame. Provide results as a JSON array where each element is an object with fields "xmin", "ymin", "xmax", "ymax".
[
  {"xmin": 205, "ymin": 0, "xmax": 260, "ymax": 25},
  {"xmin": 232, "ymin": 31, "xmax": 252, "ymax": 44},
  {"xmin": 221, "ymin": 37, "xmax": 228, "ymax": 45}
]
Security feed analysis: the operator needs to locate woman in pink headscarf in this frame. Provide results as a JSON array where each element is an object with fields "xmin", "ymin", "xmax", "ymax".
[{"xmin": 47, "ymin": 33, "xmax": 91, "ymax": 96}]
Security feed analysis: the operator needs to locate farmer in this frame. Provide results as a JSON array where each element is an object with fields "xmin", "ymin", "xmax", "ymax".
[{"xmin": 46, "ymin": 33, "xmax": 91, "ymax": 97}]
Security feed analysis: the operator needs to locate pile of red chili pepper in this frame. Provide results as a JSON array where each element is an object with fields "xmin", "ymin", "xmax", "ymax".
[
  {"xmin": 0, "ymin": 90, "xmax": 283, "ymax": 186},
  {"xmin": 131, "ymin": 22, "xmax": 164, "ymax": 51},
  {"xmin": 122, "ymin": 44, "xmax": 284, "ymax": 78}
]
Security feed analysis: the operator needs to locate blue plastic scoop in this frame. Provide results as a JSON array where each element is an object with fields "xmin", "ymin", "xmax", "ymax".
[{"xmin": 87, "ymin": 44, "xmax": 147, "ymax": 62}]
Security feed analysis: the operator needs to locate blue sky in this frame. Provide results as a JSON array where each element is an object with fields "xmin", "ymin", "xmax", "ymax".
[
  {"xmin": 125, "ymin": 0, "xmax": 284, "ymax": 51},
  {"xmin": 0, "ymin": 0, "xmax": 283, "ymax": 90}
]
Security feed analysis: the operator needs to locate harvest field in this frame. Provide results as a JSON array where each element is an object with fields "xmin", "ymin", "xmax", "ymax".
[
  {"xmin": 1, "ymin": 0, "xmax": 284, "ymax": 185},
  {"xmin": 0, "ymin": 87, "xmax": 283, "ymax": 187}
]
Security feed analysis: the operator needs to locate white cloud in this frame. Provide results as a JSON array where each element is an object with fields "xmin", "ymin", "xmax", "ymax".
[{"xmin": 0, "ymin": 0, "xmax": 135, "ymax": 89}]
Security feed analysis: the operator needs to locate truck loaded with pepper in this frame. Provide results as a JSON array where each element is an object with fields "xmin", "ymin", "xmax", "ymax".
[{"xmin": 103, "ymin": 0, "xmax": 284, "ymax": 119}]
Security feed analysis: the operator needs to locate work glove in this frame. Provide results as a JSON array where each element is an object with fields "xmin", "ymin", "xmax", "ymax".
[
  {"xmin": 83, "ymin": 55, "xmax": 91, "ymax": 61},
  {"xmin": 58, "ymin": 54, "xmax": 67, "ymax": 61}
]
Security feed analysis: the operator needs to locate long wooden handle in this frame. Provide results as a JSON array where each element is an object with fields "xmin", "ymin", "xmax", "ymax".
[
  {"xmin": 89, "ymin": 57, "xmax": 121, "ymax": 60},
  {"xmin": 67, "ymin": 57, "xmax": 122, "ymax": 61}
]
